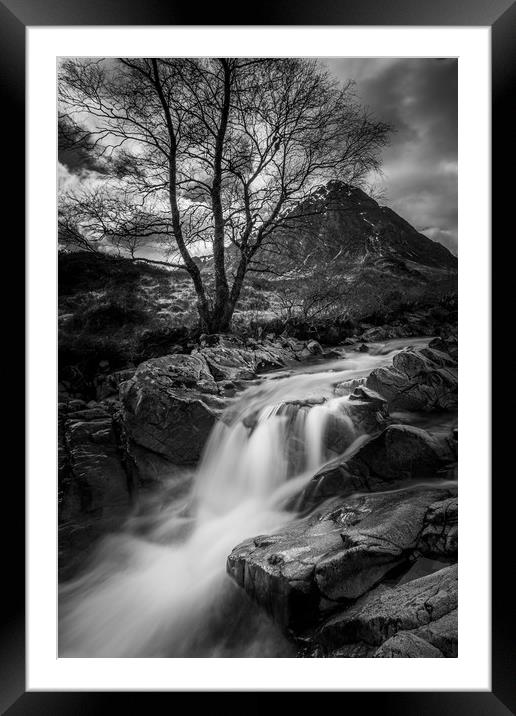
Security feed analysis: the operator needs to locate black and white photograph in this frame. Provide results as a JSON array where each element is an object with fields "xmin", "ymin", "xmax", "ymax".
[
  {"xmin": 0, "ymin": 0, "xmax": 505, "ymax": 705},
  {"xmin": 55, "ymin": 56, "xmax": 460, "ymax": 659}
]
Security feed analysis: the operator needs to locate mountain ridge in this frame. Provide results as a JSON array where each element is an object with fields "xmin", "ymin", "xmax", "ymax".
[{"xmin": 268, "ymin": 180, "xmax": 457, "ymax": 275}]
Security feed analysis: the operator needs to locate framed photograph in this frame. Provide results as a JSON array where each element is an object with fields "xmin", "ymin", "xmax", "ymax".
[{"xmin": 3, "ymin": 0, "xmax": 509, "ymax": 711}]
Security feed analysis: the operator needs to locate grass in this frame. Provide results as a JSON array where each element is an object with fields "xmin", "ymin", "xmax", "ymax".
[{"xmin": 58, "ymin": 249, "xmax": 458, "ymax": 398}]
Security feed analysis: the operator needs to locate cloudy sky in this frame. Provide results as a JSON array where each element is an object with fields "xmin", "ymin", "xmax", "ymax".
[
  {"xmin": 59, "ymin": 57, "xmax": 458, "ymax": 256},
  {"xmin": 325, "ymin": 58, "xmax": 457, "ymax": 254}
]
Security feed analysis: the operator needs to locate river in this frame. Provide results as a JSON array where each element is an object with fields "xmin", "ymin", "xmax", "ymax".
[{"xmin": 59, "ymin": 336, "xmax": 455, "ymax": 657}]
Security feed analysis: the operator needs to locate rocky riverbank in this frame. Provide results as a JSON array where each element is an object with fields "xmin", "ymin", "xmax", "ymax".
[
  {"xmin": 225, "ymin": 333, "xmax": 458, "ymax": 657},
  {"xmin": 58, "ymin": 333, "xmax": 327, "ymax": 576},
  {"xmin": 59, "ymin": 323, "xmax": 458, "ymax": 658}
]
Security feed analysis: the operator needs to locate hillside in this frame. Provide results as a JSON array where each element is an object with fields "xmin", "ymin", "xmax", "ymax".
[
  {"xmin": 58, "ymin": 182, "xmax": 457, "ymax": 396},
  {"xmin": 274, "ymin": 181, "xmax": 457, "ymax": 271}
]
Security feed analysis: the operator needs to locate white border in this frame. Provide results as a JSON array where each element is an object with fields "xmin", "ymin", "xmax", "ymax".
[{"xmin": 27, "ymin": 27, "xmax": 491, "ymax": 691}]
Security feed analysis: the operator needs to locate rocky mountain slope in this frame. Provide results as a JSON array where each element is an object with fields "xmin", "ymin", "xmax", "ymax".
[{"xmin": 272, "ymin": 180, "xmax": 457, "ymax": 273}]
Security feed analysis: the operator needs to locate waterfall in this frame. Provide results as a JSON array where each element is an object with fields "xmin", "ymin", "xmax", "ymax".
[{"xmin": 59, "ymin": 339, "xmax": 429, "ymax": 657}]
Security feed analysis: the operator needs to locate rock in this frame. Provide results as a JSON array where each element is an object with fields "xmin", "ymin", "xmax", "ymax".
[
  {"xmin": 67, "ymin": 399, "xmax": 87, "ymax": 411},
  {"xmin": 429, "ymin": 335, "xmax": 458, "ymax": 360},
  {"xmin": 412, "ymin": 608, "xmax": 458, "ymax": 657},
  {"xmin": 120, "ymin": 354, "xmax": 222, "ymax": 464},
  {"xmin": 67, "ymin": 407, "xmax": 110, "ymax": 421},
  {"xmin": 297, "ymin": 460, "xmax": 371, "ymax": 512},
  {"xmin": 196, "ymin": 338, "xmax": 296, "ymax": 381},
  {"xmin": 59, "ymin": 415, "xmax": 133, "ymax": 577},
  {"xmin": 95, "ymin": 368, "xmax": 136, "ymax": 401},
  {"xmin": 366, "ymin": 346, "xmax": 458, "ymax": 411},
  {"xmin": 227, "ymin": 488, "xmax": 456, "ymax": 631},
  {"xmin": 358, "ymin": 343, "xmax": 369, "ymax": 352},
  {"xmin": 315, "ymin": 563, "xmax": 458, "ymax": 652},
  {"xmin": 344, "ymin": 386, "xmax": 389, "ymax": 434},
  {"xmin": 297, "ymin": 348, "xmax": 313, "ymax": 360},
  {"xmin": 418, "ymin": 496, "xmax": 458, "ymax": 560},
  {"xmin": 322, "ymin": 349, "xmax": 346, "ymax": 360},
  {"xmin": 127, "ymin": 442, "xmax": 184, "ymax": 487},
  {"xmin": 198, "ymin": 346, "xmax": 258, "ymax": 380},
  {"xmin": 373, "ymin": 632, "xmax": 444, "ymax": 658},
  {"xmin": 255, "ymin": 343, "xmax": 296, "ymax": 370},
  {"xmin": 360, "ymin": 326, "xmax": 395, "ymax": 342},
  {"xmin": 281, "ymin": 337, "xmax": 305, "ymax": 352},
  {"xmin": 298, "ymin": 424, "xmax": 455, "ymax": 512},
  {"xmin": 419, "ymin": 347, "xmax": 457, "ymax": 369},
  {"xmin": 306, "ymin": 340, "xmax": 323, "ymax": 355},
  {"xmin": 333, "ymin": 377, "xmax": 366, "ymax": 396},
  {"xmin": 345, "ymin": 424, "xmax": 456, "ymax": 482}
]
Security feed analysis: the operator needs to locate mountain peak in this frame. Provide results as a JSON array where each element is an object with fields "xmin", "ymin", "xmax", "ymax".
[{"xmin": 282, "ymin": 181, "xmax": 457, "ymax": 272}]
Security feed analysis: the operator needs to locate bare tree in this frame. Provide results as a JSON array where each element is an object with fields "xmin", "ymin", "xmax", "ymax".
[{"xmin": 59, "ymin": 58, "xmax": 390, "ymax": 333}]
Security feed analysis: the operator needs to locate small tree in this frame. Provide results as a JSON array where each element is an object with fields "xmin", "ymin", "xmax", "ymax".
[{"xmin": 59, "ymin": 58, "xmax": 390, "ymax": 333}]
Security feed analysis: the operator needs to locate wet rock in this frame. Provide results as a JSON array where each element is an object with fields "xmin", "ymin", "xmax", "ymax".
[
  {"xmin": 418, "ymin": 496, "xmax": 458, "ymax": 560},
  {"xmin": 297, "ymin": 460, "xmax": 370, "ymax": 512},
  {"xmin": 373, "ymin": 631, "xmax": 444, "ymax": 658},
  {"xmin": 59, "ymin": 415, "xmax": 133, "ymax": 577},
  {"xmin": 360, "ymin": 326, "xmax": 398, "ymax": 342},
  {"xmin": 120, "ymin": 354, "xmax": 222, "ymax": 464},
  {"xmin": 345, "ymin": 424, "xmax": 456, "ymax": 481},
  {"xmin": 196, "ymin": 337, "xmax": 297, "ymax": 381},
  {"xmin": 197, "ymin": 346, "xmax": 258, "ymax": 380},
  {"xmin": 322, "ymin": 348, "xmax": 347, "ymax": 360},
  {"xmin": 306, "ymin": 340, "xmax": 324, "ymax": 355},
  {"xmin": 300, "ymin": 424, "xmax": 456, "ymax": 511},
  {"xmin": 412, "ymin": 608, "xmax": 458, "ymax": 657},
  {"xmin": 358, "ymin": 343, "xmax": 369, "ymax": 353},
  {"xmin": 316, "ymin": 563, "xmax": 457, "ymax": 652},
  {"xmin": 366, "ymin": 346, "xmax": 458, "ymax": 412},
  {"xmin": 227, "ymin": 488, "xmax": 455, "ymax": 631},
  {"xmin": 429, "ymin": 335, "xmax": 458, "ymax": 360},
  {"xmin": 344, "ymin": 386, "xmax": 389, "ymax": 434},
  {"xmin": 333, "ymin": 377, "xmax": 366, "ymax": 396}
]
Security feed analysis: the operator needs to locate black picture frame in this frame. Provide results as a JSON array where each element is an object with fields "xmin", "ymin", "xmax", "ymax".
[{"xmin": 2, "ymin": 0, "xmax": 511, "ymax": 711}]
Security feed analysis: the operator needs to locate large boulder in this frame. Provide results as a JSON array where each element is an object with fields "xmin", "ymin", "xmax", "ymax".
[
  {"xmin": 196, "ymin": 345, "xmax": 261, "ymax": 381},
  {"xmin": 315, "ymin": 563, "xmax": 457, "ymax": 655},
  {"xmin": 366, "ymin": 345, "xmax": 458, "ymax": 411},
  {"xmin": 195, "ymin": 334, "xmax": 299, "ymax": 380},
  {"xmin": 227, "ymin": 487, "xmax": 456, "ymax": 632},
  {"xmin": 299, "ymin": 424, "xmax": 456, "ymax": 510},
  {"xmin": 344, "ymin": 385, "xmax": 389, "ymax": 434},
  {"xmin": 120, "ymin": 353, "xmax": 223, "ymax": 464},
  {"xmin": 346, "ymin": 424, "xmax": 456, "ymax": 481}
]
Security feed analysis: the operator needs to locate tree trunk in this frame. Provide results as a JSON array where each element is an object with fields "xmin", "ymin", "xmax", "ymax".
[{"xmin": 196, "ymin": 297, "xmax": 236, "ymax": 335}]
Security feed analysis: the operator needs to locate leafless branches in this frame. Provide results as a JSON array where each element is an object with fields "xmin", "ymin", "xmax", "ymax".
[{"xmin": 59, "ymin": 58, "xmax": 391, "ymax": 331}]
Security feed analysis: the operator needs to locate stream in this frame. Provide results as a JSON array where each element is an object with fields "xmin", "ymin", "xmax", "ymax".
[{"xmin": 59, "ymin": 336, "xmax": 455, "ymax": 657}]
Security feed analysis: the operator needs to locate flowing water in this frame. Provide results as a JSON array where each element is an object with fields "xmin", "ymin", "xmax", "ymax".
[{"xmin": 59, "ymin": 337, "xmax": 454, "ymax": 657}]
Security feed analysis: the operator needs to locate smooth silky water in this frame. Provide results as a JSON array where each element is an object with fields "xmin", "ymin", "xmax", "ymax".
[{"xmin": 59, "ymin": 337, "xmax": 454, "ymax": 657}]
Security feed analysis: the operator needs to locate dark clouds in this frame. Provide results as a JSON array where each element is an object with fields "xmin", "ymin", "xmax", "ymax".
[
  {"xmin": 58, "ymin": 58, "xmax": 458, "ymax": 257},
  {"xmin": 58, "ymin": 115, "xmax": 109, "ymax": 175},
  {"xmin": 325, "ymin": 58, "xmax": 458, "ymax": 254}
]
